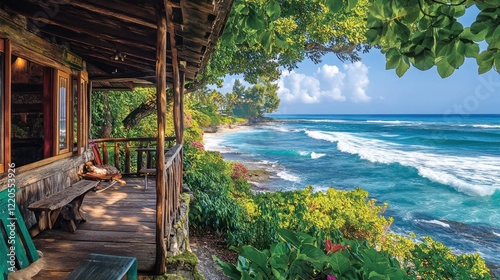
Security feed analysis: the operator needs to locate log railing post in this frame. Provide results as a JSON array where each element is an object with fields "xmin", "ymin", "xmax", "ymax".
[
  {"xmin": 155, "ymin": 1, "xmax": 167, "ymax": 274},
  {"xmin": 114, "ymin": 142, "xmax": 120, "ymax": 168},
  {"xmin": 102, "ymin": 143, "xmax": 109, "ymax": 164},
  {"xmin": 125, "ymin": 142, "xmax": 131, "ymax": 174}
]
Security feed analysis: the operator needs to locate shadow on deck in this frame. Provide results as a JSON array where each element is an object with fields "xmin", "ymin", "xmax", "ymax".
[{"xmin": 33, "ymin": 177, "xmax": 156, "ymax": 279}]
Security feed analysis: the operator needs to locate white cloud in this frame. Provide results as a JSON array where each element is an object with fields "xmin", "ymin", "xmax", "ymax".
[
  {"xmin": 277, "ymin": 62, "xmax": 371, "ymax": 105},
  {"xmin": 343, "ymin": 62, "xmax": 371, "ymax": 103}
]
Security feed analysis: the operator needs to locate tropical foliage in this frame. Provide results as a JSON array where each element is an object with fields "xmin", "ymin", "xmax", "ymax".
[
  {"xmin": 367, "ymin": 0, "xmax": 500, "ymax": 78},
  {"xmin": 216, "ymin": 229, "xmax": 408, "ymax": 280},
  {"xmin": 200, "ymin": 0, "xmax": 499, "ymax": 87}
]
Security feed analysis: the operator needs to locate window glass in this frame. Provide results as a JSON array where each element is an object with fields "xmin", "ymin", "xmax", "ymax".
[{"xmin": 59, "ymin": 76, "xmax": 68, "ymax": 150}]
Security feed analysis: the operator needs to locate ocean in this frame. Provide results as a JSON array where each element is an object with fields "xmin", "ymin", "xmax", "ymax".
[{"xmin": 203, "ymin": 114, "xmax": 500, "ymax": 272}]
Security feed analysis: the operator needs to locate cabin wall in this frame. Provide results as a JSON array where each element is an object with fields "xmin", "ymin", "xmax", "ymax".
[{"xmin": 0, "ymin": 149, "xmax": 93, "ymax": 229}]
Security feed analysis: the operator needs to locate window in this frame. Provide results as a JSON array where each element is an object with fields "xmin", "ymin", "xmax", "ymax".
[
  {"xmin": 57, "ymin": 71, "xmax": 70, "ymax": 153},
  {"xmin": 11, "ymin": 56, "xmax": 47, "ymax": 166}
]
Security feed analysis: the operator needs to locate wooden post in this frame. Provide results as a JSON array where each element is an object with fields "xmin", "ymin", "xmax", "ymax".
[
  {"xmin": 77, "ymin": 72, "xmax": 83, "ymax": 155},
  {"xmin": 88, "ymin": 81, "xmax": 93, "ymax": 144},
  {"xmin": 155, "ymin": 2, "xmax": 167, "ymax": 275},
  {"xmin": 4, "ymin": 39, "xmax": 11, "ymax": 166},
  {"xmin": 167, "ymin": 3, "xmax": 181, "ymax": 145},
  {"xmin": 179, "ymin": 72, "xmax": 185, "ymax": 143}
]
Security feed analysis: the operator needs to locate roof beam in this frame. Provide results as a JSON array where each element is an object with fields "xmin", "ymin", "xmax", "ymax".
[
  {"xmin": 38, "ymin": 26, "xmax": 157, "ymax": 62},
  {"xmin": 66, "ymin": 0, "xmax": 157, "ymax": 29}
]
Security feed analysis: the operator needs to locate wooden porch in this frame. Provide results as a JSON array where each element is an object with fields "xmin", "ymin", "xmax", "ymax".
[{"xmin": 33, "ymin": 177, "xmax": 157, "ymax": 279}]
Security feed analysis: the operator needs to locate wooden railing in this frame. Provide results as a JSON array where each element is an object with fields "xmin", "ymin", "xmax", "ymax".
[
  {"xmin": 91, "ymin": 137, "xmax": 176, "ymax": 175},
  {"xmin": 163, "ymin": 144, "xmax": 183, "ymax": 236}
]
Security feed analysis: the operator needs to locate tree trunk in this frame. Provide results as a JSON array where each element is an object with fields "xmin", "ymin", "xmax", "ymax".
[
  {"xmin": 100, "ymin": 91, "xmax": 113, "ymax": 138},
  {"xmin": 122, "ymin": 98, "xmax": 157, "ymax": 129}
]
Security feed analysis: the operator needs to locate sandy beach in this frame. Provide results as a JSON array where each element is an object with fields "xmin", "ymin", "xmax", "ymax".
[{"xmin": 202, "ymin": 124, "xmax": 273, "ymax": 191}]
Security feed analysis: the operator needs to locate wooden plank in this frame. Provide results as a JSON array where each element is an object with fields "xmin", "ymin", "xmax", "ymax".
[
  {"xmin": 36, "ymin": 229, "xmax": 154, "ymax": 243},
  {"xmin": 28, "ymin": 180, "xmax": 98, "ymax": 211},
  {"xmin": 0, "ymin": 10, "xmax": 70, "ymax": 71},
  {"xmin": 33, "ymin": 241, "xmax": 155, "ymax": 271},
  {"xmin": 78, "ymin": 222, "xmax": 155, "ymax": 232},
  {"xmin": 155, "ymin": 2, "xmax": 167, "ymax": 274}
]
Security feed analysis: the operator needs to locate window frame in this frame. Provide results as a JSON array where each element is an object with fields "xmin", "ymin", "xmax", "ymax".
[
  {"xmin": 55, "ymin": 70, "xmax": 71, "ymax": 154},
  {"xmin": 0, "ymin": 39, "xmax": 5, "ymax": 173}
]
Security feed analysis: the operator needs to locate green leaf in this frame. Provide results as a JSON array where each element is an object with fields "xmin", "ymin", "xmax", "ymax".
[
  {"xmin": 396, "ymin": 57, "xmax": 410, "ymax": 77},
  {"xmin": 241, "ymin": 270, "xmax": 254, "ymax": 280},
  {"xmin": 394, "ymin": 21, "xmax": 411, "ymax": 41},
  {"xmin": 269, "ymin": 257, "xmax": 287, "ymax": 270},
  {"xmin": 470, "ymin": 21, "xmax": 489, "ymax": 35},
  {"xmin": 412, "ymin": 50, "xmax": 435, "ymax": 71},
  {"xmin": 260, "ymin": 31, "xmax": 272, "ymax": 53},
  {"xmin": 347, "ymin": 0, "xmax": 358, "ymax": 11},
  {"xmin": 401, "ymin": 6, "xmax": 420, "ymax": 24},
  {"xmin": 214, "ymin": 256, "xmax": 242, "ymax": 279},
  {"xmin": 240, "ymin": 246, "xmax": 271, "ymax": 277},
  {"xmin": 325, "ymin": 0, "xmax": 344, "ymax": 13},
  {"xmin": 437, "ymin": 57, "xmax": 455, "ymax": 78},
  {"xmin": 275, "ymin": 32, "xmax": 287, "ymax": 48},
  {"xmin": 277, "ymin": 228, "xmax": 301, "ymax": 248},
  {"xmin": 463, "ymin": 42, "xmax": 480, "ymax": 58},
  {"xmin": 266, "ymin": 1, "xmax": 281, "ymax": 21},
  {"xmin": 366, "ymin": 28, "xmax": 381, "ymax": 45},
  {"xmin": 234, "ymin": 4, "xmax": 249, "ymax": 15},
  {"xmin": 386, "ymin": 48, "xmax": 401, "ymax": 70},
  {"xmin": 297, "ymin": 244, "xmax": 327, "ymax": 262},
  {"xmin": 368, "ymin": 270, "xmax": 389, "ymax": 280},
  {"xmin": 330, "ymin": 253, "xmax": 351, "ymax": 276},
  {"xmin": 246, "ymin": 10, "xmax": 264, "ymax": 30},
  {"xmin": 272, "ymin": 242, "xmax": 290, "ymax": 256},
  {"xmin": 494, "ymin": 53, "xmax": 500, "ymax": 72},
  {"xmin": 460, "ymin": 27, "xmax": 487, "ymax": 41}
]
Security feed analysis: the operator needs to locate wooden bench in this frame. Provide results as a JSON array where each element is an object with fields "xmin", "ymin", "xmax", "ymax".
[
  {"xmin": 28, "ymin": 180, "xmax": 99, "ymax": 233},
  {"xmin": 138, "ymin": 168, "xmax": 156, "ymax": 190},
  {"xmin": 65, "ymin": 253, "xmax": 137, "ymax": 280}
]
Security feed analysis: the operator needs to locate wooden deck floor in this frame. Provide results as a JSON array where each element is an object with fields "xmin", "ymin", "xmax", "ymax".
[{"xmin": 32, "ymin": 177, "xmax": 157, "ymax": 279}]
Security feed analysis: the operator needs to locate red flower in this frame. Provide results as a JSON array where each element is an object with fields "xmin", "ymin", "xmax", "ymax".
[
  {"xmin": 190, "ymin": 142, "xmax": 204, "ymax": 151},
  {"xmin": 231, "ymin": 162, "xmax": 249, "ymax": 181},
  {"xmin": 325, "ymin": 239, "xmax": 348, "ymax": 254}
]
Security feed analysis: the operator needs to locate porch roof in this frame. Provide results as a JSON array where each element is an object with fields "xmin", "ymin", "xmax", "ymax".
[{"xmin": 2, "ymin": 0, "xmax": 232, "ymax": 90}]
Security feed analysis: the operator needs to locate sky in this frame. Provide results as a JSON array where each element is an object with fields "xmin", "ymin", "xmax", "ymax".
[
  {"xmin": 214, "ymin": 9, "xmax": 500, "ymax": 115},
  {"xmin": 217, "ymin": 50, "xmax": 500, "ymax": 115}
]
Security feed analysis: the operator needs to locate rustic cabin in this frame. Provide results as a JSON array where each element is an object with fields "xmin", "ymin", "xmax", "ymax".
[{"xmin": 0, "ymin": 0, "xmax": 232, "ymax": 278}]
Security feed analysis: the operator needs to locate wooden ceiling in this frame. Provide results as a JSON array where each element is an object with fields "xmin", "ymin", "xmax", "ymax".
[{"xmin": 2, "ymin": 0, "xmax": 232, "ymax": 90}]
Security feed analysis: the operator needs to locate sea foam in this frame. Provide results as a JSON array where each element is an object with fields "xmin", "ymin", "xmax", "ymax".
[
  {"xmin": 472, "ymin": 124, "xmax": 500, "ymax": 129},
  {"xmin": 416, "ymin": 219, "xmax": 451, "ymax": 228},
  {"xmin": 277, "ymin": 170, "xmax": 301, "ymax": 182},
  {"xmin": 305, "ymin": 130, "xmax": 500, "ymax": 196}
]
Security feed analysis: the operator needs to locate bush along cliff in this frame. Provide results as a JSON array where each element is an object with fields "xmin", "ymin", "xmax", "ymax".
[{"xmin": 182, "ymin": 141, "xmax": 492, "ymax": 280}]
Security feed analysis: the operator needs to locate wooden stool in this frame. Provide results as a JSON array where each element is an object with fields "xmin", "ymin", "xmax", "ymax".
[{"xmin": 138, "ymin": 168, "xmax": 155, "ymax": 190}]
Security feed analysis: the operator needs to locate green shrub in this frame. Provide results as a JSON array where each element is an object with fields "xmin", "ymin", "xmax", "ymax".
[
  {"xmin": 184, "ymin": 142, "xmax": 251, "ymax": 235},
  {"xmin": 216, "ymin": 228, "xmax": 409, "ymax": 280},
  {"xmin": 247, "ymin": 187, "xmax": 392, "ymax": 247},
  {"xmin": 408, "ymin": 236, "xmax": 491, "ymax": 280}
]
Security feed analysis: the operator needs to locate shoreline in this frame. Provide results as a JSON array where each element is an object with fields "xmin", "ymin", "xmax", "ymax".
[{"xmin": 202, "ymin": 123, "xmax": 273, "ymax": 192}]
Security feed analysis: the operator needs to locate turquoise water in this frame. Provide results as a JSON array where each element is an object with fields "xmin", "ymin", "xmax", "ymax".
[{"xmin": 204, "ymin": 114, "xmax": 500, "ymax": 270}]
